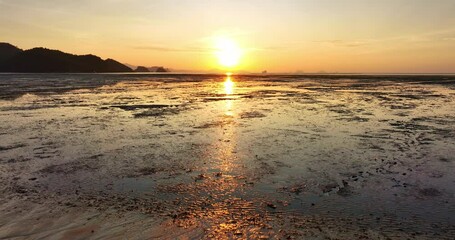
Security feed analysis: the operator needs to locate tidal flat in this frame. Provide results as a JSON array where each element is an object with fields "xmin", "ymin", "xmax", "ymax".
[{"xmin": 0, "ymin": 74, "xmax": 454, "ymax": 239}]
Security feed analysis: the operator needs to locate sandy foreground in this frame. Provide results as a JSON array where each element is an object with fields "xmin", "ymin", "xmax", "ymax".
[{"xmin": 0, "ymin": 74, "xmax": 454, "ymax": 239}]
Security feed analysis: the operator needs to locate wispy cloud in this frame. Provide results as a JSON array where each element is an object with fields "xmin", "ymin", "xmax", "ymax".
[
  {"xmin": 134, "ymin": 45, "xmax": 287, "ymax": 53},
  {"xmin": 314, "ymin": 27, "xmax": 455, "ymax": 49},
  {"xmin": 244, "ymin": 46, "xmax": 289, "ymax": 53},
  {"xmin": 314, "ymin": 40, "xmax": 371, "ymax": 47},
  {"xmin": 133, "ymin": 45, "xmax": 213, "ymax": 53}
]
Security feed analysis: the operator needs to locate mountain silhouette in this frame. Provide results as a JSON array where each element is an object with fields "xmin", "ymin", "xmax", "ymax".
[
  {"xmin": 0, "ymin": 43, "xmax": 22, "ymax": 64},
  {"xmin": 0, "ymin": 43, "xmax": 132, "ymax": 73},
  {"xmin": 134, "ymin": 66, "xmax": 150, "ymax": 72},
  {"xmin": 155, "ymin": 66, "xmax": 168, "ymax": 72},
  {"xmin": 148, "ymin": 66, "xmax": 169, "ymax": 72}
]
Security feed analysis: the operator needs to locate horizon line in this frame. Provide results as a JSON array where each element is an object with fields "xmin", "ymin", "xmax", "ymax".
[{"xmin": 1, "ymin": 72, "xmax": 455, "ymax": 76}]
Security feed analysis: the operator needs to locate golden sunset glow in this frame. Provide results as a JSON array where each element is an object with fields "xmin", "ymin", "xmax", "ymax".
[
  {"xmin": 1, "ymin": 1, "xmax": 455, "ymax": 73},
  {"xmin": 224, "ymin": 76, "xmax": 235, "ymax": 95},
  {"xmin": 215, "ymin": 37, "xmax": 243, "ymax": 69},
  {"xmin": 2, "ymin": 1, "xmax": 455, "ymax": 239}
]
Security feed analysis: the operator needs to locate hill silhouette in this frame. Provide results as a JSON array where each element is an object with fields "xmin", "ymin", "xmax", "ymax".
[
  {"xmin": 148, "ymin": 66, "xmax": 169, "ymax": 72},
  {"xmin": 0, "ymin": 43, "xmax": 132, "ymax": 73},
  {"xmin": 134, "ymin": 66, "xmax": 150, "ymax": 72},
  {"xmin": 155, "ymin": 66, "xmax": 168, "ymax": 72},
  {"xmin": 0, "ymin": 43, "xmax": 22, "ymax": 64}
]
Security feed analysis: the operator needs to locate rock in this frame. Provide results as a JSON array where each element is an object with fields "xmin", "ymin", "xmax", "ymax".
[
  {"xmin": 234, "ymin": 230, "xmax": 243, "ymax": 235},
  {"xmin": 267, "ymin": 202, "xmax": 277, "ymax": 209},
  {"xmin": 195, "ymin": 174, "xmax": 207, "ymax": 181}
]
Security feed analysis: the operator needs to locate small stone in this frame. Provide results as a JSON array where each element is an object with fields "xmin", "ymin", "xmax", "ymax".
[
  {"xmin": 195, "ymin": 174, "xmax": 207, "ymax": 181},
  {"xmin": 234, "ymin": 230, "xmax": 243, "ymax": 235},
  {"xmin": 267, "ymin": 202, "xmax": 277, "ymax": 209}
]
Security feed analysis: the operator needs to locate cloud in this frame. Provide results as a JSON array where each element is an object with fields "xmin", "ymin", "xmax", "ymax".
[
  {"xmin": 314, "ymin": 40, "xmax": 370, "ymax": 47},
  {"xmin": 246, "ymin": 46, "xmax": 288, "ymax": 52},
  {"xmin": 134, "ymin": 45, "xmax": 287, "ymax": 53},
  {"xmin": 314, "ymin": 28, "xmax": 455, "ymax": 48},
  {"xmin": 133, "ymin": 45, "xmax": 213, "ymax": 53}
]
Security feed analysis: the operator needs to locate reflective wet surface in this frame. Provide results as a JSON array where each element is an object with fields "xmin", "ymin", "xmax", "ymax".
[{"xmin": 0, "ymin": 74, "xmax": 454, "ymax": 239}]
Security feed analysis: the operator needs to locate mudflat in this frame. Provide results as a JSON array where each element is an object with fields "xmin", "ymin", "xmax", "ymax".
[{"xmin": 0, "ymin": 74, "xmax": 454, "ymax": 239}]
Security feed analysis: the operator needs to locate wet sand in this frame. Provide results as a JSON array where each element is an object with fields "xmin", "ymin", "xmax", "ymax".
[{"xmin": 0, "ymin": 74, "xmax": 454, "ymax": 239}]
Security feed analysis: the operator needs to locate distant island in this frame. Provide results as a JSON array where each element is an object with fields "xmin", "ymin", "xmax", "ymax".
[
  {"xmin": 134, "ymin": 66, "xmax": 169, "ymax": 72},
  {"xmin": 149, "ymin": 66, "xmax": 169, "ymax": 72},
  {"xmin": 0, "ymin": 43, "xmax": 169, "ymax": 73},
  {"xmin": 134, "ymin": 66, "xmax": 150, "ymax": 72}
]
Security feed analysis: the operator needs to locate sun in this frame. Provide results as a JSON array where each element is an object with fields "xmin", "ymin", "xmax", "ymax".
[{"xmin": 215, "ymin": 37, "xmax": 242, "ymax": 68}]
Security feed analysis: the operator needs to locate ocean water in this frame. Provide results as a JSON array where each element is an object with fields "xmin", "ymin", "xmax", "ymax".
[{"xmin": 0, "ymin": 73, "xmax": 454, "ymax": 239}]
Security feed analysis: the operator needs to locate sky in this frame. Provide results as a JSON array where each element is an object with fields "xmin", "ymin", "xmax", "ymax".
[{"xmin": 1, "ymin": 0, "xmax": 455, "ymax": 73}]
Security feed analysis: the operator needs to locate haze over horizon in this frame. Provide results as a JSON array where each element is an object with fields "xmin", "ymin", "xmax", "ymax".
[{"xmin": 1, "ymin": 0, "xmax": 455, "ymax": 73}]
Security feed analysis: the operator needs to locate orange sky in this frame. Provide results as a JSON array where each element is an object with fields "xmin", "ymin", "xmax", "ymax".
[{"xmin": 1, "ymin": 0, "xmax": 455, "ymax": 73}]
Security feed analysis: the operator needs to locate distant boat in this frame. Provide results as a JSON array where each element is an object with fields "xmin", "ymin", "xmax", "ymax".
[{"xmin": 262, "ymin": 70, "xmax": 267, "ymax": 74}]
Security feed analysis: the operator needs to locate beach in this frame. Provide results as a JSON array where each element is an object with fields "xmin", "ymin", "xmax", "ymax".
[{"xmin": 0, "ymin": 74, "xmax": 454, "ymax": 239}]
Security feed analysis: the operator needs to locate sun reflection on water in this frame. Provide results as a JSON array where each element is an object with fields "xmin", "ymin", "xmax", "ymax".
[
  {"xmin": 224, "ymin": 76, "xmax": 235, "ymax": 95},
  {"xmin": 225, "ymin": 100, "xmax": 233, "ymax": 116},
  {"xmin": 222, "ymin": 74, "xmax": 235, "ymax": 116}
]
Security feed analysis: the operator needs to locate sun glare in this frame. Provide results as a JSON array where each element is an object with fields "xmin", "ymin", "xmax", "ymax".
[
  {"xmin": 224, "ymin": 76, "xmax": 235, "ymax": 95},
  {"xmin": 215, "ymin": 37, "xmax": 242, "ymax": 68}
]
